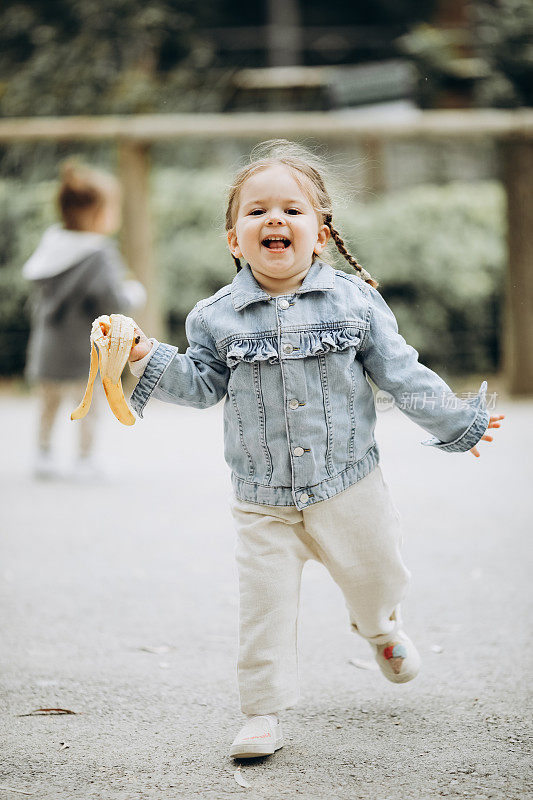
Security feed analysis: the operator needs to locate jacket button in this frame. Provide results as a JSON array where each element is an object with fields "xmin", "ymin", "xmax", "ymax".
[
  {"xmin": 299, "ymin": 493, "xmax": 309, "ymax": 503},
  {"xmin": 289, "ymin": 398, "xmax": 299, "ymax": 409},
  {"xmin": 293, "ymin": 446, "xmax": 304, "ymax": 457},
  {"xmin": 282, "ymin": 343, "xmax": 293, "ymax": 354},
  {"xmin": 278, "ymin": 298, "xmax": 290, "ymax": 310}
]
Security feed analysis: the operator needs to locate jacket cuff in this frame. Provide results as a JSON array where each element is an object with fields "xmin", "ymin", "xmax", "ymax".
[
  {"xmin": 130, "ymin": 342, "xmax": 177, "ymax": 419},
  {"xmin": 420, "ymin": 380, "xmax": 490, "ymax": 453}
]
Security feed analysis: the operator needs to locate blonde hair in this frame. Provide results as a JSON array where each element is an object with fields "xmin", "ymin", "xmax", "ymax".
[
  {"xmin": 57, "ymin": 158, "xmax": 120, "ymax": 231},
  {"xmin": 225, "ymin": 140, "xmax": 378, "ymax": 288}
]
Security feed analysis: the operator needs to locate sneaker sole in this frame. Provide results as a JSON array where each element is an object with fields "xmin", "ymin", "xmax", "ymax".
[
  {"xmin": 230, "ymin": 736, "xmax": 284, "ymax": 759},
  {"xmin": 371, "ymin": 634, "xmax": 421, "ymax": 684},
  {"xmin": 377, "ymin": 655, "xmax": 421, "ymax": 684},
  {"xmin": 380, "ymin": 667, "xmax": 419, "ymax": 683}
]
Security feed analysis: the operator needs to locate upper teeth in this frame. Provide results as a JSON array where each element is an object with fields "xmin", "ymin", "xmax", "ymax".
[{"xmin": 264, "ymin": 236, "xmax": 288, "ymax": 241}]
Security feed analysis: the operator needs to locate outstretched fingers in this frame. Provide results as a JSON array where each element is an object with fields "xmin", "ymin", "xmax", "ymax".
[
  {"xmin": 470, "ymin": 414, "xmax": 505, "ymax": 457},
  {"xmin": 470, "ymin": 436, "xmax": 493, "ymax": 457}
]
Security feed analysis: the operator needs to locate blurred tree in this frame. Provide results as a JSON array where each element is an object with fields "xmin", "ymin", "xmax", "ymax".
[
  {"xmin": 396, "ymin": 23, "xmax": 488, "ymax": 108},
  {"xmin": 0, "ymin": 0, "xmax": 440, "ymax": 118},
  {"xmin": 469, "ymin": 0, "xmax": 533, "ymax": 107},
  {"xmin": 2, "ymin": 0, "xmax": 530, "ymax": 115},
  {"xmin": 0, "ymin": 0, "xmax": 215, "ymax": 116},
  {"xmin": 298, "ymin": 0, "xmax": 436, "ymax": 26}
]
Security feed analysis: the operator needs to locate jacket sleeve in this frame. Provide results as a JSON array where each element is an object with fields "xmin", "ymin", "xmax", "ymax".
[
  {"xmin": 130, "ymin": 303, "xmax": 229, "ymax": 417},
  {"xmin": 359, "ymin": 284, "xmax": 490, "ymax": 453},
  {"xmin": 85, "ymin": 245, "xmax": 144, "ymax": 314}
]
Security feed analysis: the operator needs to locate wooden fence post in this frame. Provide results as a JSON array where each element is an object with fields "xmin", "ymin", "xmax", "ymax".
[
  {"xmin": 117, "ymin": 140, "xmax": 163, "ymax": 340},
  {"xmin": 501, "ymin": 137, "xmax": 533, "ymax": 395}
]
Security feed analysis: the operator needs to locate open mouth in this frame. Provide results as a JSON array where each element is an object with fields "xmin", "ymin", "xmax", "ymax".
[{"xmin": 261, "ymin": 235, "xmax": 291, "ymax": 251}]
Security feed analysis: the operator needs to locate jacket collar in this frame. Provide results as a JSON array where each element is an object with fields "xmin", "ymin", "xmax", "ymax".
[{"xmin": 231, "ymin": 260, "xmax": 336, "ymax": 311}]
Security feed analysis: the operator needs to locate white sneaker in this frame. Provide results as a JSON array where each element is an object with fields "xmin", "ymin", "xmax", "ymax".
[
  {"xmin": 230, "ymin": 715, "xmax": 284, "ymax": 759},
  {"xmin": 370, "ymin": 629, "xmax": 421, "ymax": 684},
  {"xmin": 70, "ymin": 456, "xmax": 107, "ymax": 483},
  {"xmin": 33, "ymin": 450, "xmax": 62, "ymax": 480}
]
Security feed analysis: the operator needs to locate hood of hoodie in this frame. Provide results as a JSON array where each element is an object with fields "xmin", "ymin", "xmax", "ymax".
[{"xmin": 22, "ymin": 224, "xmax": 109, "ymax": 281}]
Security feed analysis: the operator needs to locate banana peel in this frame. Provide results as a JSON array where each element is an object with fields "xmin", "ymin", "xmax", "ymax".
[
  {"xmin": 70, "ymin": 339, "xmax": 99, "ymax": 421},
  {"xmin": 71, "ymin": 314, "xmax": 136, "ymax": 426}
]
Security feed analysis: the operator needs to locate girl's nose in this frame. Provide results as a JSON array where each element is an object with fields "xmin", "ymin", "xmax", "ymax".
[{"xmin": 266, "ymin": 213, "xmax": 284, "ymax": 225}]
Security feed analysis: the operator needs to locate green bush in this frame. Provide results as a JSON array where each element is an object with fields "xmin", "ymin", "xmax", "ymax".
[
  {"xmin": 0, "ymin": 179, "xmax": 55, "ymax": 374},
  {"xmin": 0, "ymin": 171, "xmax": 505, "ymax": 378},
  {"xmin": 335, "ymin": 182, "xmax": 505, "ymax": 374}
]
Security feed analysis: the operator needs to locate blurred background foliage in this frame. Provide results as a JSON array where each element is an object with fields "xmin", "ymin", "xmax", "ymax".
[
  {"xmin": 0, "ymin": 0, "xmax": 531, "ymax": 125},
  {"xmin": 0, "ymin": 0, "xmax": 431, "ymax": 118},
  {"xmin": 0, "ymin": 0, "xmax": 528, "ymax": 380},
  {"xmin": 1, "ymin": 169, "xmax": 504, "ymax": 379}
]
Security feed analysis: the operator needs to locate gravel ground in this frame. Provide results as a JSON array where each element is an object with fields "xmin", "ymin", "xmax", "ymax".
[{"xmin": 0, "ymin": 384, "xmax": 531, "ymax": 800}]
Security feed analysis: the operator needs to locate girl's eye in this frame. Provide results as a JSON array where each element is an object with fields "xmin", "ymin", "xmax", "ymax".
[
  {"xmin": 286, "ymin": 209, "xmax": 301, "ymax": 215},
  {"xmin": 249, "ymin": 209, "xmax": 264, "ymax": 216}
]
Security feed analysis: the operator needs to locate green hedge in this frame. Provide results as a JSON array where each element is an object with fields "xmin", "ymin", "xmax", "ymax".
[
  {"xmin": 0, "ymin": 171, "xmax": 505, "ymax": 377},
  {"xmin": 335, "ymin": 182, "xmax": 505, "ymax": 374},
  {"xmin": 0, "ymin": 179, "xmax": 56, "ymax": 374}
]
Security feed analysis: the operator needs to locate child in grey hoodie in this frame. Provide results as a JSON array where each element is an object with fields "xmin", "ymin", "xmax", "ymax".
[{"xmin": 23, "ymin": 160, "xmax": 145, "ymax": 479}]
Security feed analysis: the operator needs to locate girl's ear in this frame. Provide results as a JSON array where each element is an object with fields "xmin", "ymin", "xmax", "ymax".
[
  {"xmin": 227, "ymin": 228, "xmax": 243, "ymax": 258},
  {"xmin": 313, "ymin": 224, "xmax": 331, "ymax": 255}
]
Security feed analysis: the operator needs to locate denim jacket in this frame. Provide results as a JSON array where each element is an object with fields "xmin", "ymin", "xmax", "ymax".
[{"xmin": 131, "ymin": 260, "xmax": 489, "ymax": 509}]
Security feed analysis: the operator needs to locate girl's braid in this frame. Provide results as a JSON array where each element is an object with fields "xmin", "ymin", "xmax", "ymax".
[{"xmin": 324, "ymin": 214, "xmax": 379, "ymax": 289}]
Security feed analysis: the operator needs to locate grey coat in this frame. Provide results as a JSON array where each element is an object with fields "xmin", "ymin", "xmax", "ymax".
[{"xmin": 23, "ymin": 226, "xmax": 143, "ymax": 381}]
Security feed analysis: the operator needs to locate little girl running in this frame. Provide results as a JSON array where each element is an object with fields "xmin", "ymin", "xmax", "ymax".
[{"xmin": 126, "ymin": 140, "xmax": 504, "ymax": 759}]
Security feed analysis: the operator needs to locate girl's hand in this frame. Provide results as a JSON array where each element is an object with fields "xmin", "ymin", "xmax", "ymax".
[
  {"xmin": 128, "ymin": 325, "xmax": 152, "ymax": 362},
  {"xmin": 470, "ymin": 414, "xmax": 505, "ymax": 457}
]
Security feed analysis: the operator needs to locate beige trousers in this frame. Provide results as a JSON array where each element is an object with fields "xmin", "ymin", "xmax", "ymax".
[
  {"xmin": 229, "ymin": 465, "xmax": 411, "ymax": 716},
  {"xmin": 37, "ymin": 380, "xmax": 97, "ymax": 458}
]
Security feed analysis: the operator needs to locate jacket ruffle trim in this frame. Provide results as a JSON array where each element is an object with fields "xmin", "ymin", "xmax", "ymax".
[
  {"xmin": 225, "ymin": 326, "xmax": 364, "ymax": 367},
  {"xmin": 420, "ymin": 380, "xmax": 490, "ymax": 453}
]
